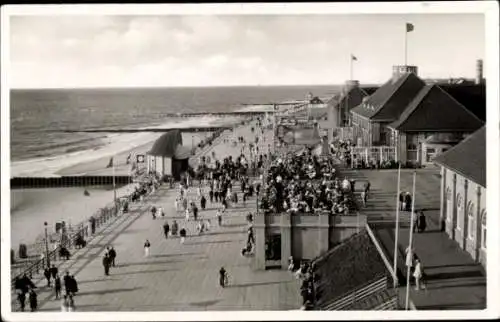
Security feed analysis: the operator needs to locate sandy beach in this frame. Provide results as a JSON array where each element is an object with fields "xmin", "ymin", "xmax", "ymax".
[{"xmin": 9, "ymin": 120, "xmax": 248, "ymax": 251}]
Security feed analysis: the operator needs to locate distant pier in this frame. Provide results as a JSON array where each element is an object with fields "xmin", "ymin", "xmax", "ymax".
[{"xmin": 57, "ymin": 126, "xmax": 233, "ymax": 134}]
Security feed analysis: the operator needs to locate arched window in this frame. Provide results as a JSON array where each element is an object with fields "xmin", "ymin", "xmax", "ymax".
[
  {"xmin": 467, "ymin": 202, "xmax": 475, "ymax": 239},
  {"xmin": 481, "ymin": 210, "xmax": 486, "ymax": 249}
]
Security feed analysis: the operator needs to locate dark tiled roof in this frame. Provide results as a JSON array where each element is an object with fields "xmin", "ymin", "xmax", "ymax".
[
  {"xmin": 330, "ymin": 87, "xmax": 369, "ymax": 112},
  {"xmin": 148, "ymin": 130, "xmax": 183, "ymax": 157},
  {"xmin": 433, "ymin": 126, "xmax": 486, "ymax": 187},
  {"xmin": 351, "ymin": 73, "xmax": 426, "ymax": 120},
  {"xmin": 388, "ymin": 85, "xmax": 484, "ymax": 132},
  {"xmin": 174, "ymin": 145, "xmax": 191, "ymax": 160},
  {"xmin": 313, "ymin": 229, "xmax": 387, "ymax": 308}
]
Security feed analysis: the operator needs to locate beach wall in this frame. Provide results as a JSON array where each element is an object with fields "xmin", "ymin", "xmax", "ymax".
[{"xmin": 10, "ymin": 176, "xmax": 131, "ymax": 189}]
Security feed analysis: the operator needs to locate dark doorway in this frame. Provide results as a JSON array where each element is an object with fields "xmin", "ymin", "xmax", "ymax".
[{"xmin": 265, "ymin": 234, "xmax": 281, "ymax": 261}]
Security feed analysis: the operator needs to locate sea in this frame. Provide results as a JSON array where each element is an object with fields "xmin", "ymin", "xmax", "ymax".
[
  {"xmin": 9, "ymin": 85, "xmax": 340, "ymax": 247},
  {"xmin": 10, "ymin": 86, "xmax": 339, "ymax": 175}
]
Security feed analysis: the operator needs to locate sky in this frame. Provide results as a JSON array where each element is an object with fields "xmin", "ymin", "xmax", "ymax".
[{"xmin": 8, "ymin": 13, "xmax": 485, "ymax": 88}]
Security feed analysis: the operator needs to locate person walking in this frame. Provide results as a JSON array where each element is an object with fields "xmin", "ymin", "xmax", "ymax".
[
  {"xmin": 28, "ymin": 288, "xmax": 38, "ymax": 312},
  {"xmin": 185, "ymin": 208, "xmax": 190, "ymax": 222},
  {"xmin": 63, "ymin": 271, "xmax": 72, "ymax": 296},
  {"xmin": 108, "ymin": 247, "xmax": 117, "ymax": 267},
  {"xmin": 163, "ymin": 221, "xmax": 170, "ymax": 239},
  {"xmin": 103, "ymin": 253, "xmax": 111, "ymax": 276},
  {"xmin": 200, "ymin": 195, "xmax": 207, "ymax": 210},
  {"xmin": 180, "ymin": 228, "xmax": 187, "ymax": 244},
  {"xmin": 193, "ymin": 204, "xmax": 199, "ymax": 221},
  {"xmin": 216, "ymin": 209, "xmax": 222, "ymax": 227},
  {"xmin": 361, "ymin": 190, "xmax": 367, "ymax": 207},
  {"xmin": 50, "ymin": 264, "xmax": 58, "ymax": 281},
  {"xmin": 151, "ymin": 206, "xmax": 157, "ymax": 220},
  {"xmin": 413, "ymin": 257, "xmax": 425, "ymax": 291},
  {"xmin": 159, "ymin": 206, "xmax": 165, "ymax": 218},
  {"xmin": 69, "ymin": 275, "xmax": 78, "ymax": 296},
  {"xmin": 417, "ymin": 211, "xmax": 427, "ymax": 233},
  {"xmin": 171, "ymin": 220, "xmax": 179, "ymax": 237},
  {"xmin": 144, "ymin": 239, "xmax": 151, "ymax": 257},
  {"xmin": 54, "ymin": 274, "xmax": 62, "ymax": 299},
  {"xmin": 44, "ymin": 267, "xmax": 51, "ymax": 287},
  {"xmin": 209, "ymin": 189, "xmax": 214, "ymax": 203},
  {"xmin": 174, "ymin": 197, "xmax": 179, "ymax": 212},
  {"xmin": 219, "ymin": 267, "xmax": 228, "ymax": 288}
]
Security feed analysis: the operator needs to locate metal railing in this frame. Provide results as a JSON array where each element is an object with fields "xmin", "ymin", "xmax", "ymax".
[
  {"xmin": 321, "ymin": 275, "xmax": 388, "ymax": 310},
  {"xmin": 11, "ymin": 197, "xmax": 128, "ymax": 289}
]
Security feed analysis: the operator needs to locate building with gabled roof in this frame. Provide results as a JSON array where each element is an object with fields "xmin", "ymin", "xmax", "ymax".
[
  {"xmin": 146, "ymin": 130, "xmax": 191, "ymax": 180},
  {"xmin": 433, "ymin": 126, "xmax": 486, "ymax": 267},
  {"xmin": 327, "ymin": 80, "xmax": 370, "ymax": 129},
  {"xmin": 350, "ymin": 65, "xmax": 484, "ymax": 166}
]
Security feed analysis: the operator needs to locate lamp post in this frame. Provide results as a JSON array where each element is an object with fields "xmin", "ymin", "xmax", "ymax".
[{"xmin": 44, "ymin": 222, "xmax": 50, "ymax": 268}]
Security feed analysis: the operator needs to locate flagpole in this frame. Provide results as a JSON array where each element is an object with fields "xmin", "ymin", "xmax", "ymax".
[
  {"xmin": 393, "ymin": 163, "xmax": 401, "ymax": 288},
  {"xmin": 404, "ymin": 26, "xmax": 408, "ymax": 66},
  {"xmin": 405, "ymin": 171, "xmax": 417, "ymax": 310}
]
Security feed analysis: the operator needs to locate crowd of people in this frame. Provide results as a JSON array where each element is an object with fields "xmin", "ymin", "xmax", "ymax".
[{"xmin": 259, "ymin": 148, "xmax": 359, "ymax": 215}]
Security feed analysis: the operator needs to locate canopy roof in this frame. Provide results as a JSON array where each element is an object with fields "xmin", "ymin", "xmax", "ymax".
[{"xmin": 148, "ymin": 130, "xmax": 183, "ymax": 157}]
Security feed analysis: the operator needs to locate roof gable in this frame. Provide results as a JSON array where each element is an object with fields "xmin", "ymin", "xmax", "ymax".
[
  {"xmin": 389, "ymin": 85, "xmax": 484, "ymax": 132},
  {"xmin": 433, "ymin": 126, "xmax": 486, "ymax": 187},
  {"xmin": 351, "ymin": 73, "xmax": 426, "ymax": 120}
]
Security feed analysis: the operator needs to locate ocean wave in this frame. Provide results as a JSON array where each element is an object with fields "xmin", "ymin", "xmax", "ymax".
[{"xmin": 10, "ymin": 115, "xmax": 243, "ymax": 178}]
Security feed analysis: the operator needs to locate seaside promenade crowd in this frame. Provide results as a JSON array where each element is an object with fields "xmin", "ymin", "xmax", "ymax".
[
  {"xmin": 259, "ymin": 148, "xmax": 366, "ymax": 215},
  {"xmin": 12, "ymin": 114, "xmax": 377, "ymax": 312}
]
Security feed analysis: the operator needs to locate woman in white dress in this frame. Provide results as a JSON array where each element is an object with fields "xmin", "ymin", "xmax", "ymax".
[
  {"xmin": 185, "ymin": 208, "xmax": 190, "ymax": 221},
  {"xmin": 405, "ymin": 246, "xmax": 414, "ymax": 272},
  {"xmin": 413, "ymin": 258, "xmax": 424, "ymax": 290},
  {"xmin": 144, "ymin": 239, "xmax": 151, "ymax": 257}
]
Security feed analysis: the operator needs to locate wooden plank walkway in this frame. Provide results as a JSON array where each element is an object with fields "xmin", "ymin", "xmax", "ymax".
[{"xmin": 18, "ymin": 120, "xmax": 301, "ymax": 312}]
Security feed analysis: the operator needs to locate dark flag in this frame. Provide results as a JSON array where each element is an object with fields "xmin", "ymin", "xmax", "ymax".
[
  {"xmin": 406, "ymin": 23, "xmax": 414, "ymax": 32},
  {"xmin": 106, "ymin": 157, "xmax": 114, "ymax": 168},
  {"xmin": 351, "ymin": 54, "xmax": 357, "ymax": 61}
]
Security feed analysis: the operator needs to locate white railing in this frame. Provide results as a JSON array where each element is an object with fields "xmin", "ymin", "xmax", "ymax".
[
  {"xmin": 322, "ymin": 275, "xmax": 388, "ymax": 310},
  {"xmin": 365, "ymin": 223, "xmax": 399, "ymax": 287}
]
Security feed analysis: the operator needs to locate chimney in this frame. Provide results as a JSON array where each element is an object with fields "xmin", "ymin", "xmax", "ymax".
[
  {"xmin": 475, "ymin": 59, "xmax": 483, "ymax": 84},
  {"xmin": 392, "ymin": 65, "xmax": 418, "ymax": 83},
  {"xmin": 345, "ymin": 80, "xmax": 360, "ymax": 91}
]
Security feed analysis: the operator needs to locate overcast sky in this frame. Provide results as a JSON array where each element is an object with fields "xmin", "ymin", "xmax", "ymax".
[{"xmin": 9, "ymin": 13, "xmax": 484, "ymax": 88}]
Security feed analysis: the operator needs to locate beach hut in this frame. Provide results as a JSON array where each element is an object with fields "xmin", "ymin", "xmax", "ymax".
[{"xmin": 147, "ymin": 130, "xmax": 191, "ymax": 181}]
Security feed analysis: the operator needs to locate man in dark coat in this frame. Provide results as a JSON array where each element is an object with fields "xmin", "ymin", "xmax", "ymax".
[
  {"xmin": 44, "ymin": 267, "xmax": 51, "ymax": 287},
  {"xmin": 103, "ymin": 254, "xmax": 110, "ymax": 276},
  {"xmin": 219, "ymin": 267, "xmax": 227, "ymax": 288},
  {"xmin": 200, "ymin": 195, "xmax": 207, "ymax": 210},
  {"xmin": 108, "ymin": 247, "xmax": 117, "ymax": 267},
  {"xmin": 209, "ymin": 189, "xmax": 214, "ymax": 203},
  {"xmin": 54, "ymin": 274, "xmax": 62, "ymax": 299},
  {"xmin": 63, "ymin": 271, "xmax": 72, "ymax": 295},
  {"xmin": 28, "ymin": 289, "xmax": 37, "ymax": 311},
  {"xmin": 163, "ymin": 222, "xmax": 170, "ymax": 239},
  {"xmin": 193, "ymin": 205, "xmax": 199, "ymax": 221}
]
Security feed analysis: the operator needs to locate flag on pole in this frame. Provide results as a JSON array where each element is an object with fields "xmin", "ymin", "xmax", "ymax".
[
  {"xmin": 406, "ymin": 23, "xmax": 414, "ymax": 32},
  {"xmin": 351, "ymin": 54, "xmax": 357, "ymax": 61},
  {"xmin": 106, "ymin": 157, "xmax": 114, "ymax": 168}
]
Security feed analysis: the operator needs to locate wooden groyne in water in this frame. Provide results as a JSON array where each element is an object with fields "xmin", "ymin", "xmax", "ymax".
[
  {"xmin": 10, "ymin": 176, "xmax": 132, "ymax": 189},
  {"xmin": 57, "ymin": 126, "xmax": 232, "ymax": 134}
]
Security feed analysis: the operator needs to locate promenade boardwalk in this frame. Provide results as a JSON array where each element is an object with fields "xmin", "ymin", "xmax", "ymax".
[
  {"xmin": 15, "ymin": 120, "xmax": 302, "ymax": 312},
  {"xmin": 342, "ymin": 168, "xmax": 487, "ymax": 310}
]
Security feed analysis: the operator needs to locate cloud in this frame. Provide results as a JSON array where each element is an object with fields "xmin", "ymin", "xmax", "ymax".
[{"xmin": 8, "ymin": 14, "xmax": 485, "ymax": 88}]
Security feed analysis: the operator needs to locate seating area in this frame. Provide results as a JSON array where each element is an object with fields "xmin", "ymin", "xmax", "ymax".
[{"xmin": 258, "ymin": 149, "xmax": 358, "ymax": 215}]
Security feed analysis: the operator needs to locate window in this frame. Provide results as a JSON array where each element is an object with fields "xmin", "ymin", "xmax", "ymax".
[
  {"xmin": 467, "ymin": 202, "xmax": 475, "ymax": 239},
  {"xmin": 481, "ymin": 210, "xmax": 486, "ymax": 249},
  {"xmin": 442, "ymin": 148, "xmax": 448, "ymax": 153},
  {"xmin": 408, "ymin": 143, "xmax": 417, "ymax": 150},
  {"xmin": 426, "ymin": 148, "xmax": 436, "ymax": 153},
  {"xmin": 457, "ymin": 194, "xmax": 463, "ymax": 209}
]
